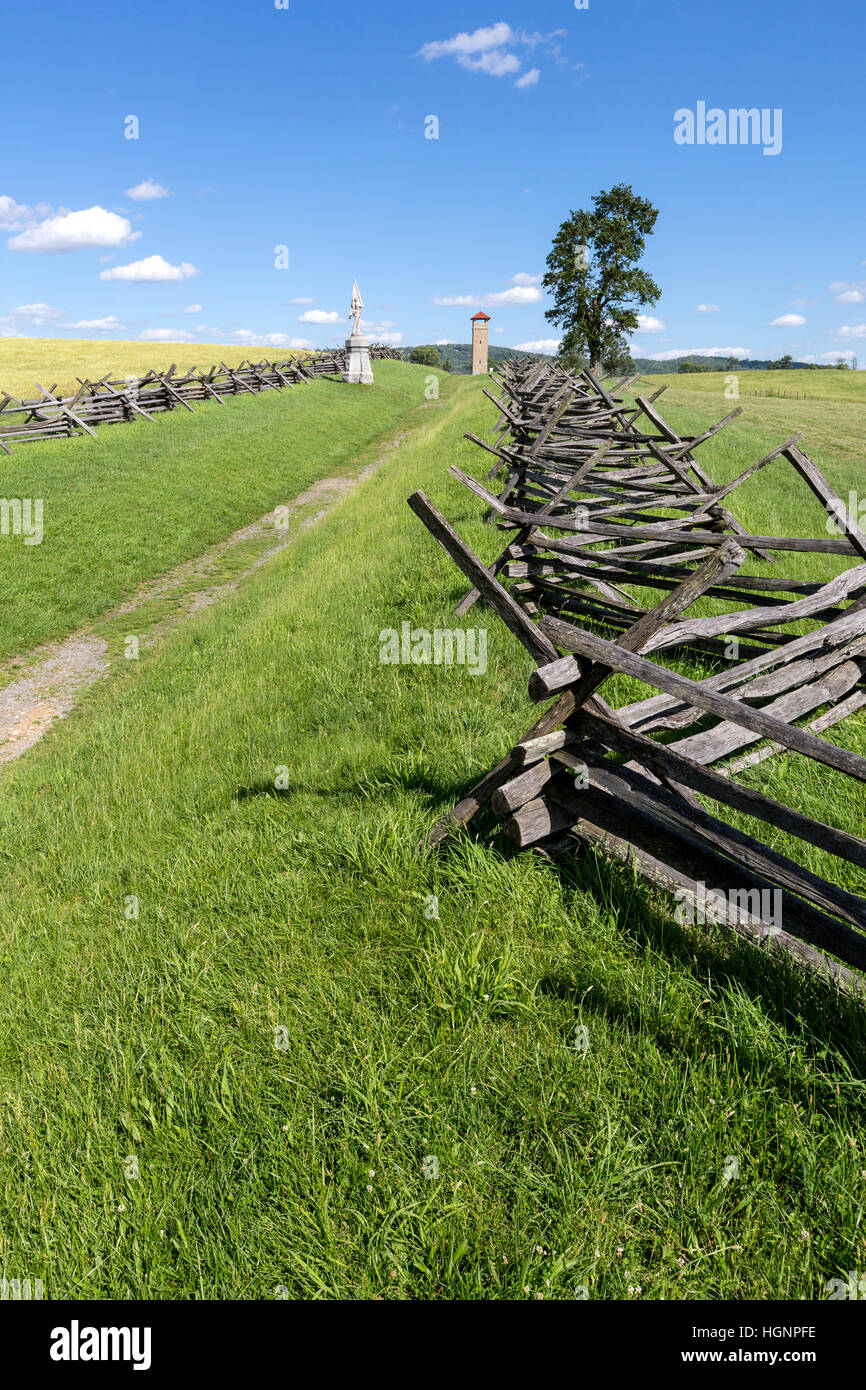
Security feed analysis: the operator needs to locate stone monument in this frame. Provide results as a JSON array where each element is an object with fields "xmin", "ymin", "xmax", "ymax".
[{"xmin": 343, "ymin": 280, "xmax": 374, "ymax": 385}]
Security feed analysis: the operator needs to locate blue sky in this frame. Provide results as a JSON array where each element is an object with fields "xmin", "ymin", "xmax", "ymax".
[{"xmin": 1, "ymin": 0, "xmax": 864, "ymax": 362}]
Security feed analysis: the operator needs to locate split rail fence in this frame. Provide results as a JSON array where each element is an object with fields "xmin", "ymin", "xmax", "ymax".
[
  {"xmin": 409, "ymin": 357, "xmax": 866, "ymax": 996},
  {"xmin": 0, "ymin": 344, "xmax": 403, "ymax": 451}
]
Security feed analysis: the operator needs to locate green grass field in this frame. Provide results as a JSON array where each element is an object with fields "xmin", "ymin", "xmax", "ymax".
[
  {"xmin": 0, "ymin": 363, "xmax": 865, "ymax": 1300},
  {"xmin": 0, "ymin": 337, "xmax": 314, "ymax": 401},
  {"xmin": 0, "ymin": 360, "xmax": 445, "ymax": 662},
  {"xmin": 644, "ymin": 367, "xmax": 866, "ymax": 404}
]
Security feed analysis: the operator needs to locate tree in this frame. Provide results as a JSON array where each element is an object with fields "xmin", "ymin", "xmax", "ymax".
[
  {"xmin": 543, "ymin": 183, "xmax": 661, "ymax": 376},
  {"xmin": 442, "ymin": 356, "xmax": 452, "ymax": 372},
  {"xmin": 409, "ymin": 346, "xmax": 441, "ymax": 367},
  {"xmin": 602, "ymin": 343, "xmax": 636, "ymax": 376}
]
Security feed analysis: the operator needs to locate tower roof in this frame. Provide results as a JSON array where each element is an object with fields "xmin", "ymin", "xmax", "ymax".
[{"xmin": 471, "ymin": 311, "xmax": 491, "ymax": 321}]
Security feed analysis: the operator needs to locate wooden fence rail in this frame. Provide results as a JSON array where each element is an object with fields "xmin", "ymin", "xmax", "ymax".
[
  {"xmin": 0, "ymin": 344, "xmax": 404, "ymax": 451},
  {"xmin": 409, "ymin": 355, "xmax": 866, "ymax": 997}
]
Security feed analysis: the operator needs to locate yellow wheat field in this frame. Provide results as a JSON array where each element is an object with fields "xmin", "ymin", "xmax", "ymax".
[{"xmin": 0, "ymin": 337, "xmax": 314, "ymax": 400}]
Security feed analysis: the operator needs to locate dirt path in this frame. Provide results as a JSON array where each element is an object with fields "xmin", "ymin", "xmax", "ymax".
[{"xmin": 0, "ymin": 433, "xmax": 410, "ymax": 766}]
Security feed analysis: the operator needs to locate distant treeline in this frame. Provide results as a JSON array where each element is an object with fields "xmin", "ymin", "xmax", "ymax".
[
  {"xmin": 635, "ymin": 354, "xmax": 855, "ymax": 375},
  {"xmin": 399, "ymin": 346, "xmax": 855, "ymax": 376},
  {"xmin": 402, "ymin": 344, "xmax": 547, "ymax": 374}
]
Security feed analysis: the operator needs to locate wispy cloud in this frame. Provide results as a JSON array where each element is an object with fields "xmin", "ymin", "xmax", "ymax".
[
  {"xmin": 771, "ymin": 313, "xmax": 806, "ymax": 326},
  {"xmin": 68, "ymin": 316, "xmax": 126, "ymax": 331},
  {"xmin": 0, "ymin": 194, "xmax": 36, "ymax": 230},
  {"xmin": 829, "ymin": 281, "xmax": 866, "ymax": 305},
  {"xmin": 415, "ymin": 23, "xmax": 565, "ymax": 89},
  {"xmin": 695, "ymin": 303, "xmax": 720, "ymax": 313},
  {"xmin": 514, "ymin": 339, "xmax": 561, "ymax": 354},
  {"xmin": 141, "ymin": 328, "xmax": 194, "ymax": 342},
  {"xmin": 0, "ymin": 302, "xmax": 65, "ymax": 329},
  {"xmin": 125, "ymin": 179, "xmax": 171, "ymax": 201},
  {"xmin": 232, "ymin": 329, "xmax": 313, "ymax": 348},
  {"xmin": 433, "ymin": 274, "xmax": 544, "ymax": 309}
]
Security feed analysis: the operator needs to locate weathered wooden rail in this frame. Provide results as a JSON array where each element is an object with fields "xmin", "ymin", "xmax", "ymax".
[
  {"xmin": 409, "ymin": 356, "xmax": 866, "ymax": 995},
  {"xmin": 0, "ymin": 344, "xmax": 404, "ymax": 451}
]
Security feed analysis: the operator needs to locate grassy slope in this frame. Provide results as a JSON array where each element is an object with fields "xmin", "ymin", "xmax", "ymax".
[
  {"xmin": 1, "ymin": 373, "xmax": 865, "ymax": 1301},
  {"xmin": 0, "ymin": 361, "xmax": 444, "ymax": 662},
  {"xmin": 0, "ymin": 338, "xmax": 313, "ymax": 401}
]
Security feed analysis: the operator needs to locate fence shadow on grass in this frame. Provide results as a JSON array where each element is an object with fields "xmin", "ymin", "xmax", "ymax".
[{"xmin": 530, "ymin": 834, "xmax": 866, "ymax": 1103}]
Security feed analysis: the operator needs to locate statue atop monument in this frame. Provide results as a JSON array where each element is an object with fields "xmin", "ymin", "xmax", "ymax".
[
  {"xmin": 349, "ymin": 280, "xmax": 364, "ymax": 337},
  {"xmin": 343, "ymin": 279, "xmax": 374, "ymax": 385}
]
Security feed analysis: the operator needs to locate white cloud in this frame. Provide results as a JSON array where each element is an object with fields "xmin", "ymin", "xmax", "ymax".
[
  {"xmin": 417, "ymin": 22, "xmax": 515, "ymax": 62},
  {"xmin": 695, "ymin": 303, "xmax": 719, "ymax": 313},
  {"xmin": 514, "ymin": 338, "xmax": 561, "ymax": 354},
  {"xmin": 0, "ymin": 302, "xmax": 65, "ymax": 328},
  {"xmin": 433, "ymin": 294, "xmax": 478, "ymax": 307},
  {"xmin": 836, "ymin": 289, "xmax": 864, "ymax": 305},
  {"xmin": 100, "ymin": 254, "xmax": 200, "ymax": 282},
  {"xmin": 125, "ymin": 179, "xmax": 171, "ymax": 201},
  {"xmin": 487, "ymin": 285, "xmax": 541, "ymax": 306},
  {"xmin": 771, "ymin": 313, "xmax": 806, "ymax": 326},
  {"xmin": 634, "ymin": 314, "xmax": 666, "ymax": 333},
  {"xmin": 182, "ymin": 304, "xmax": 203, "ymax": 314},
  {"xmin": 8, "ymin": 206, "xmax": 141, "ymax": 253},
  {"xmin": 141, "ymin": 328, "xmax": 194, "ymax": 342},
  {"xmin": 67, "ymin": 316, "xmax": 126, "ymax": 330},
  {"xmin": 416, "ymin": 23, "xmax": 561, "ymax": 88},
  {"xmin": 0, "ymin": 194, "xmax": 33, "ymax": 229},
  {"xmin": 433, "ymin": 279, "xmax": 542, "ymax": 309},
  {"xmin": 233, "ymin": 329, "xmax": 314, "ymax": 348},
  {"xmin": 468, "ymin": 50, "xmax": 521, "ymax": 76},
  {"xmin": 298, "ymin": 309, "xmax": 342, "ymax": 324},
  {"xmin": 646, "ymin": 346, "xmax": 750, "ymax": 360},
  {"xmin": 375, "ymin": 331, "xmax": 404, "ymax": 346},
  {"xmin": 804, "ymin": 350, "xmax": 859, "ymax": 363},
  {"xmin": 835, "ymin": 324, "xmax": 866, "ymax": 340},
  {"xmin": 290, "ymin": 296, "xmax": 315, "ymax": 305}
]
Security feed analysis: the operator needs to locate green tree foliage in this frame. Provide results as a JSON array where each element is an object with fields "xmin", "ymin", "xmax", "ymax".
[
  {"xmin": 409, "ymin": 346, "xmax": 441, "ymax": 367},
  {"xmin": 602, "ymin": 345, "xmax": 636, "ymax": 376},
  {"xmin": 543, "ymin": 184, "xmax": 661, "ymax": 375}
]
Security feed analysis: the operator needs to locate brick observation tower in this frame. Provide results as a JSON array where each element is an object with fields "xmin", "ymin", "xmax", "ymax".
[{"xmin": 471, "ymin": 311, "xmax": 491, "ymax": 375}]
